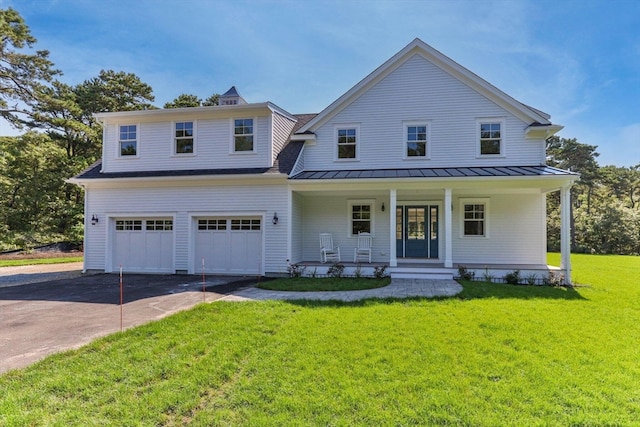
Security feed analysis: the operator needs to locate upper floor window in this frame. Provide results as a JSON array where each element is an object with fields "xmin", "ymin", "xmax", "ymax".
[
  {"xmin": 336, "ymin": 125, "xmax": 358, "ymax": 160},
  {"xmin": 119, "ymin": 125, "xmax": 137, "ymax": 156},
  {"xmin": 175, "ymin": 121, "xmax": 194, "ymax": 154},
  {"xmin": 404, "ymin": 122, "xmax": 429, "ymax": 158},
  {"xmin": 233, "ymin": 118, "xmax": 254, "ymax": 152},
  {"xmin": 478, "ymin": 119, "xmax": 504, "ymax": 156}
]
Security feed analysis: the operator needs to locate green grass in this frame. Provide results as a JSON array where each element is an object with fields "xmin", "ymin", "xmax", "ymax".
[
  {"xmin": 0, "ymin": 256, "xmax": 83, "ymax": 267},
  {"xmin": 258, "ymin": 276, "xmax": 391, "ymax": 291},
  {"xmin": 1, "ymin": 254, "xmax": 639, "ymax": 425}
]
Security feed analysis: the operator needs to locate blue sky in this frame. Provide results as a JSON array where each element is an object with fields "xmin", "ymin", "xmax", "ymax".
[{"xmin": 2, "ymin": 0, "xmax": 638, "ymax": 166}]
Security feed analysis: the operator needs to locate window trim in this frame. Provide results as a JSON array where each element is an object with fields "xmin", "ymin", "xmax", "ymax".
[
  {"xmin": 173, "ymin": 120, "xmax": 196, "ymax": 156},
  {"xmin": 117, "ymin": 123, "xmax": 139, "ymax": 158},
  {"xmin": 459, "ymin": 198, "xmax": 490, "ymax": 238},
  {"xmin": 347, "ymin": 199, "xmax": 375, "ymax": 237},
  {"xmin": 403, "ymin": 120, "xmax": 431, "ymax": 160},
  {"xmin": 334, "ymin": 124, "xmax": 360, "ymax": 161},
  {"xmin": 476, "ymin": 118, "xmax": 506, "ymax": 158},
  {"xmin": 230, "ymin": 117, "xmax": 257, "ymax": 154}
]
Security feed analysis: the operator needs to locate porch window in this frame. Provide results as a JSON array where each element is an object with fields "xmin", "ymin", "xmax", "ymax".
[
  {"xmin": 348, "ymin": 200, "xmax": 374, "ymax": 236},
  {"xmin": 461, "ymin": 198, "xmax": 489, "ymax": 237}
]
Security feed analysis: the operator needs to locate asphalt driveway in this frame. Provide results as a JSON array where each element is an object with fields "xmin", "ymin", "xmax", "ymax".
[{"xmin": 0, "ymin": 271, "xmax": 253, "ymax": 374}]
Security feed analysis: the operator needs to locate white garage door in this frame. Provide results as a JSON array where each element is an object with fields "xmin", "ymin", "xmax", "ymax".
[
  {"xmin": 112, "ymin": 219, "xmax": 174, "ymax": 273},
  {"xmin": 194, "ymin": 217, "xmax": 262, "ymax": 274}
]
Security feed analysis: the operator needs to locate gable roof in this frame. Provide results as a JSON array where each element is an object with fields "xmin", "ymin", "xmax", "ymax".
[{"xmin": 298, "ymin": 38, "xmax": 554, "ymax": 134}]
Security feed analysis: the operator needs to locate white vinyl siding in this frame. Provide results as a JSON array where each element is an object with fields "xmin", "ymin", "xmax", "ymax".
[
  {"xmin": 452, "ymin": 193, "xmax": 545, "ymax": 265},
  {"xmin": 103, "ymin": 115, "xmax": 272, "ymax": 173},
  {"xmin": 304, "ymin": 54, "xmax": 544, "ymax": 170},
  {"xmin": 83, "ymin": 180, "xmax": 289, "ymax": 275}
]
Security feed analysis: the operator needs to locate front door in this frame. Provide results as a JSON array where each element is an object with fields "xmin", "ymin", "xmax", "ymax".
[{"xmin": 396, "ymin": 205, "xmax": 439, "ymax": 259}]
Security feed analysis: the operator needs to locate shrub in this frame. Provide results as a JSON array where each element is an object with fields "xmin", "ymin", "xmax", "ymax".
[
  {"xmin": 504, "ymin": 270, "xmax": 521, "ymax": 285},
  {"xmin": 525, "ymin": 273, "xmax": 538, "ymax": 286},
  {"xmin": 457, "ymin": 265, "xmax": 475, "ymax": 281},
  {"xmin": 373, "ymin": 265, "xmax": 388, "ymax": 279},
  {"xmin": 327, "ymin": 263, "xmax": 345, "ymax": 278},
  {"xmin": 286, "ymin": 260, "xmax": 306, "ymax": 278},
  {"xmin": 354, "ymin": 265, "xmax": 363, "ymax": 278},
  {"xmin": 544, "ymin": 271, "xmax": 565, "ymax": 287}
]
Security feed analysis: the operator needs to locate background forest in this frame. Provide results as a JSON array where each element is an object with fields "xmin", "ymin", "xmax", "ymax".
[{"xmin": 0, "ymin": 8, "xmax": 638, "ymax": 255}]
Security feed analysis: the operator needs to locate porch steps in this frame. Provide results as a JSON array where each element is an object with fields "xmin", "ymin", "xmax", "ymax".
[{"xmin": 390, "ymin": 267, "xmax": 455, "ymax": 280}]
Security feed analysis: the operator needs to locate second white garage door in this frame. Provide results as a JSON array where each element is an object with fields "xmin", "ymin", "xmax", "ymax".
[{"xmin": 194, "ymin": 217, "xmax": 262, "ymax": 274}]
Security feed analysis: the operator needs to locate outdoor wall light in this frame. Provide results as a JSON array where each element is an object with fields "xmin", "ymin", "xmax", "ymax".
[
  {"xmin": 381, "ymin": 202, "xmax": 385, "ymax": 212},
  {"xmin": 272, "ymin": 212, "xmax": 279, "ymax": 225},
  {"xmin": 91, "ymin": 214, "xmax": 99, "ymax": 225}
]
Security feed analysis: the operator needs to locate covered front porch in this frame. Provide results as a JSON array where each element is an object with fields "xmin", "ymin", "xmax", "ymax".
[{"xmin": 287, "ymin": 171, "xmax": 574, "ymax": 283}]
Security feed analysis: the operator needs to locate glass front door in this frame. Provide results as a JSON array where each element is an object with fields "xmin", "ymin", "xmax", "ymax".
[{"xmin": 396, "ymin": 205, "xmax": 439, "ymax": 258}]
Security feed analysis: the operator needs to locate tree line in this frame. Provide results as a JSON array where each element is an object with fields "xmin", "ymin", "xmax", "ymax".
[
  {"xmin": 546, "ymin": 137, "xmax": 639, "ymax": 255},
  {"xmin": 0, "ymin": 8, "xmax": 217, "ymax": 251},
  {"xmin": 0, "ymin": 8, "xmax": 638, "ymax": 254}
]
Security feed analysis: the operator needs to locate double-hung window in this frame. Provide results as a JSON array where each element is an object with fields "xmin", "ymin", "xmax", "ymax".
[
  {"xmin": 461, "ymin": 199, "xmax": 489, "ymax": 237},
  {"xmin": 478, "ymin": 119, "xmax": 504, "ymax": 156},
  {"xmin": 175, "ymin": 121, "xmax": 194, "ymax": 154},
  {"xmin": 119, "ymin": 125, "xmax": 137, "ymax": 156},
  {"xmin": 336, "ymin": 125, "xmax": 358, "ymax": 160},
  {"xmin": 404, "ymin": 122, "xmax": 429, "ymax": 158},
  {"xmin": 348, "ymin": 200, "xmax": 374, "ymax": 236},
  {"xmin": 233, "ymin": 118, "xmax": 254, "ymax": 152}
]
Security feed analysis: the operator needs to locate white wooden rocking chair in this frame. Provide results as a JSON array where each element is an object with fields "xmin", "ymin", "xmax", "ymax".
[
  {"xmin": 354, "ymin": 232, "xmax": 372, "ymax": 263},
  {"xmin": 319, "ymin": 233, "xmax": 341, "ymax": 263}
]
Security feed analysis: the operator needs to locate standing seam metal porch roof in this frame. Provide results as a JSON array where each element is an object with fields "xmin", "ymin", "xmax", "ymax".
[{"xmin": 290, "ymin": 165, "xmax": 577, "ymax": 180}]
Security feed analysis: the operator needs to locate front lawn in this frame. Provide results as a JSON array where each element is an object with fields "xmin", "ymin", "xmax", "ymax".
[{"xmin": 0, "ymin": 254, "xmax": 638, "ymax": 425}]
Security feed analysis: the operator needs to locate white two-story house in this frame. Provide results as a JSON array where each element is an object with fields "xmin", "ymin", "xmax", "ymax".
[{"xmin": 70, "ymin": 39, "xmax": 578, "ymax": 283}]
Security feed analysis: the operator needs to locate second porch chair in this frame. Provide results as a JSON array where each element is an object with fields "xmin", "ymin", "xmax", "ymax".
[
  {"xmin": 319, "ymin": 233, "xmax": 341, "ymax": 263},
  {"xmin": 354, "ymin": 232, "xmax": 372, "ymax": 263}
]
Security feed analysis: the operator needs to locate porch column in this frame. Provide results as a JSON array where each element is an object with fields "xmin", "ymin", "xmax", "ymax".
[
  {"xmin": 444, "ymin": 188, "xmax": 453, "ymax": 268},
  {"xmin": 389, "ymin": 189, "xmax": 397, "ymax": 267},
  {"xmin": 560, "ymin": 185, "xmax": 572, "ymax": 284}
]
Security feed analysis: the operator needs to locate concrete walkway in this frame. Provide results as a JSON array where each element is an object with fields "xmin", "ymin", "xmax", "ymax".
[{"xmin": 222, "ymin": 278, "xmax": 463, "ymax": 302}]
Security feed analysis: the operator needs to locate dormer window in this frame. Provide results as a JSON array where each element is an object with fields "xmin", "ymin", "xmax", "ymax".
[
  {"xmin": 175, "ymin": 121, "xmax": 194, "ymax": 154},
  {"xmin": 119, "ymin": 124, "xmax": 137, "ymax": 156},
  {"xmin": 233, "ymin": 118, "xmax": 254, "ymax": 152}
]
